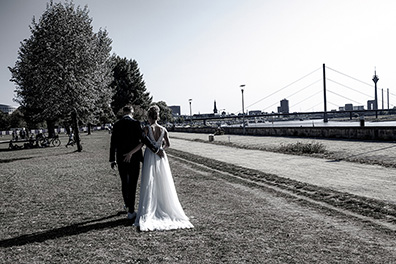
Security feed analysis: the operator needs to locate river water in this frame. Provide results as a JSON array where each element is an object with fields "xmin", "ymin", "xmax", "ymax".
[{"xmin": 231, "ymin": 119, "xmax": 396, "ymax": 128}]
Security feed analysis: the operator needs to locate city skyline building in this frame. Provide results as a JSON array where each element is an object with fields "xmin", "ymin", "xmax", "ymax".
[
  {"xmin": 277, "ymin": 99, "xmax": 289, "ymax": 114},
  {"xmin": 169, "ymin": 105, "xmax": 181, "ymax": 116},
  {"xmin": 0, "ymin": 104, "xmax": 16, "ymax": 114}
]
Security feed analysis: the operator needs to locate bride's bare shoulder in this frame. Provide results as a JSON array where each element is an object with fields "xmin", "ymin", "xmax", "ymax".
[{"xmin": 157, "ymin": 124, "xmax": 167, "ymax": 133}]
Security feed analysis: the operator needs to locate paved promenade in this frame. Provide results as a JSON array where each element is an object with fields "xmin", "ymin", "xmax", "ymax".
[{"xmin": 169, "ymin": 132, "xmax": 396, "ymax": 204}]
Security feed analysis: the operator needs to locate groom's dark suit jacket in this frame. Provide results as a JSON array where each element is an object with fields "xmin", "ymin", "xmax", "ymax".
[{"xmin": 109, "ymin": 115, "xmax": 158, "ymax": 164}]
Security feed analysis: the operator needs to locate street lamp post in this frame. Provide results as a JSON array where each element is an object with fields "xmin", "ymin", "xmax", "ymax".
[
  {"xmin": 189, "ymin": 99, "xmax": 192, "ymax": 122},
  {"xmin": 240, "ymin": 84, "xmax": 246, "ymax": 134}
]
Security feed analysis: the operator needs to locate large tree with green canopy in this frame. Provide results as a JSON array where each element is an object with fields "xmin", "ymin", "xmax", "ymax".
[
  {"xmin": 110, "ymin": 56, "xmax": 152, "ymax": 120},
  {"xmin": 154, "ymin": 101, "xmax": 174, "ymax": 124},
  {"xmin": 9, "ymin": 1, "xmax": 113, "ymax": 151}
]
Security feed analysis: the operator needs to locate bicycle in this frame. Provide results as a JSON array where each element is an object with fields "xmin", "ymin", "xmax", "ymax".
[{"xmin": 38, "ymin": 133, "xmax": 61, "ymax": 147}]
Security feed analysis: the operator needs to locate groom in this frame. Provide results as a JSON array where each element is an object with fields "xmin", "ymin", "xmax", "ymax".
[{"xmin": 109, "ymin": 105, "xmax": 163, "ymax": 219}]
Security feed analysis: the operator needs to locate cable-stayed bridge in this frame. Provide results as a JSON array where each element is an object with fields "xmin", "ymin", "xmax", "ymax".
[
  {"xmin": 187, "ymin": 64, "xmax": 396, "ymax": 127},
  {"xmin": 241, "ymin": 64, "xmax": 395, "ymax": 115}
]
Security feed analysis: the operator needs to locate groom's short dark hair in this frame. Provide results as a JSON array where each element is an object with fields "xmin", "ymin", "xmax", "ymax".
[{"xmin": 123, "ymin": 105, "xmax": 133, "ymax": 114}]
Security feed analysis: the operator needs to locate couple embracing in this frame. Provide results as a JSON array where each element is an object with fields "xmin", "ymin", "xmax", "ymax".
[{"xmin": 109, "ymin": 105, "xmax": 193, "ymax": 231}]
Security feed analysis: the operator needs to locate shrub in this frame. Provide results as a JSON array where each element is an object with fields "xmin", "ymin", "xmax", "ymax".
[{"xmin": 279, "ymin": 141, "xmax": 327, "ymax": 154}]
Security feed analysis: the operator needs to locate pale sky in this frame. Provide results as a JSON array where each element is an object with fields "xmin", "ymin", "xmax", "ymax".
[{"xmin": 1, "ymin": 0, "xmax": 396, "ymax": 115}]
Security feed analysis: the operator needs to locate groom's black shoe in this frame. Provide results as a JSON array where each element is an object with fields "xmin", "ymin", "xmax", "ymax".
[{"xmin": 127, "ymin": 212, "xmax": 136, "ymax": 219}]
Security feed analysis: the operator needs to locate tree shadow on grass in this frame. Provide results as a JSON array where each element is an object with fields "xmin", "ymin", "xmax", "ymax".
[
  {"xmin": 0, "ymin": 157, "xmax": 34, "ymax": 163},
  {"xmin": 0, "ymin": 147, "xmax": 82, "ymax": 162},
  {"xmin": 0, "ymin": 212, "xmax": 131, "ymax": 248}
]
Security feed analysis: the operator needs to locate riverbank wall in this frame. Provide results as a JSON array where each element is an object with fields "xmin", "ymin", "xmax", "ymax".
[{"xmin": 173, "ymin": 126, "xmax": 396, "ymax": 141}]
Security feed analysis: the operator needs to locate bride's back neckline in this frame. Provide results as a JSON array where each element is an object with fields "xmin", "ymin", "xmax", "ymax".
[{"xmin": 148, "ymin": 124, "xmax": 164, "ymax": 142}]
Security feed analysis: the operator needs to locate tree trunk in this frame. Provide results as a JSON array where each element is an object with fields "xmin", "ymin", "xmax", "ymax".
[
  {"xmin": 71, "ymin": 110, "xmax": 82, "ymax": 152},
  {"xmin": 64, "ymin": 123, "xmax": 71, "ymax": 135},
  {"xmin": 87, "ymin": 123, "xmax": 91, "ymax": 135},
  {"xmin": 46, "ymin": 120, "xmax": 56, "ymax": 138}
]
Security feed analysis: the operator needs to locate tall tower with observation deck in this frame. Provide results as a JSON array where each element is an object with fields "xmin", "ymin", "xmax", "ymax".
[{"xmin": 372, "ymin": 69, "xmax": 379, "ymax": 110}]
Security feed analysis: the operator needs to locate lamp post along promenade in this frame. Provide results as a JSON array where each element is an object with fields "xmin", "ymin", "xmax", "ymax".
[
  {"xmin": 240, "ymin": 84, "xmax": 246, "ymax": 134},
  {"xmin": 189, "ymin": 99, "xmax": 192, "ymax": 123}
]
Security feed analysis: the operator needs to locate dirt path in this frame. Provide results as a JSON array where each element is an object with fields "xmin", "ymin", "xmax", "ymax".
[
  {"xmin": 169, "ymin": 132, "xmax": 396, "ymax": 204},
  {"xmin": 170, "ymin": 132, "xmax": 396, "ymax": 167}
]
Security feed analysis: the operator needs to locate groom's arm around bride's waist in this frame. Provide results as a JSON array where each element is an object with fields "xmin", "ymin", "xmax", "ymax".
[{"xmin": 140, "ymin": 131, "xmax": 164, "ymax": 158}]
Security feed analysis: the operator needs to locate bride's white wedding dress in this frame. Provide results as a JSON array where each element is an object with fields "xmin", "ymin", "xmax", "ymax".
[{"xmin": 134, "ymin": 126, "xmax": 194, "ymax": 231}]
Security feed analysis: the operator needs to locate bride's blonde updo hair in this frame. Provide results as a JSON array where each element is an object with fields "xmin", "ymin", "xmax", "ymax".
[{"xmin": 147, "ymin": 105, "xmax": 160, "ymax": 120}]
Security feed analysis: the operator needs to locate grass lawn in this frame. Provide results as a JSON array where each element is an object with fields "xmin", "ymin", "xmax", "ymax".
[{"xmin": 1, "ymin": 131, "xmax": 395, "ymax": 263}]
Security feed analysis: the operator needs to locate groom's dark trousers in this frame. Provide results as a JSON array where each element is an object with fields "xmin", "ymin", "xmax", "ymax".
[{"xmin": 109, "ymin": 115, "xmax": 158, "ymax": 213}]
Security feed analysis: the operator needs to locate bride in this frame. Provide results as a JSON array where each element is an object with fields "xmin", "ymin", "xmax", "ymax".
[{"xmin": 124, "ymin": 105, "xmax": 194, "ymax": 231}]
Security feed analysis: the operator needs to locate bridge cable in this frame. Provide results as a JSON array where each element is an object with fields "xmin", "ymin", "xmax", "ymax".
[
  {"xmin": 287, "ymin": 79, "xmax": 322, "ymax": 99},
  {"xmin": 326, "ymin": 78, "xmax": 372, "ymax": 98},
  {"xmin": 237, "ymin": 67, "xmax": 322, "ymax": 113},
  {"xmin": 290, "ymin": 90, "xmax": 323, "ymax": 109},
  {"xmin": 327, "ymin": 101, "xmax": 341, "ymax": 108},
  {"xmin": 325, "ymin": 66, "xmax": 373, "ymax": 87},
  {"xmin": 264, "ymin": 79, "xmax": 322, "ymax": 112},
  {"xmin": 326, "ymin": 89, "xmax": 362, "ymax": 105}
]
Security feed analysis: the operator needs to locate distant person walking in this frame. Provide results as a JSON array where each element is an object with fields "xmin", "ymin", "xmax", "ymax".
[{"xmin": 65, "ymin": 132, "xmax": 75, "ymax": 147}]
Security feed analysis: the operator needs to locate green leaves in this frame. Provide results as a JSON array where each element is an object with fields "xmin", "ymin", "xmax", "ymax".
[
  {"xmin": 9, "ymin": 1, "xmax": 113, "ymax": 125},
  {"xmin": 110, "ymin": 56, "xmax": 152, "ymax": 119}
]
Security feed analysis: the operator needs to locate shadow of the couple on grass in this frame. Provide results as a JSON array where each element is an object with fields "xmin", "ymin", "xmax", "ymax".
[{"xmin": 0, "ymin": 211, "xmax": 131, "ymax": 248}]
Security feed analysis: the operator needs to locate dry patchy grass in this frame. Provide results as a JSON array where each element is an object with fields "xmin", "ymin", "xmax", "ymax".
[{"xmin": 1, "ymin": 131, "xmax": 395, "ymax": 263}]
